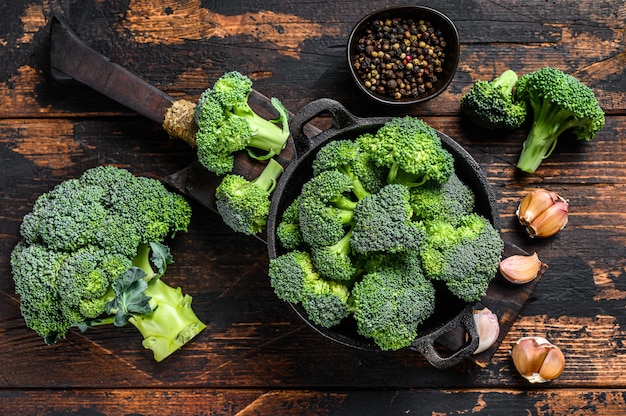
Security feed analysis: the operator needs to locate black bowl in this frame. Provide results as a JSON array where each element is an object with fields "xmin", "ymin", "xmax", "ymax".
[
  {"xmin": 347, "ymin": 6, "xmax": 460, "ymax": 105},
  {"xmin": 267, "ymin": 99, "xmax": 499, "ymax": 368}
]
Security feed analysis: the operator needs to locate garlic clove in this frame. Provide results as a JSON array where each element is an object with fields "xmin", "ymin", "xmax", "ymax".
[
  {"xmin": 473, "ymin": 307, "xmax": 500, "ymax": 354},
  {"xmin": 500, "ymin": 252, "xmax": 545, "ymax": 284},
  {"xmin": 511, "ymin": 336, "xmax": 565, "ymax": 383},
  {"xmin": 516, "ymin": 189, "xmax": 569, "ymax": 238},
  {"xmin": 516, "ymin": 189, "xmax": 558, "ymax": 226},
  {"xmin": 527, "ymin": 199, "xmax": 569, "ymax": 238}
]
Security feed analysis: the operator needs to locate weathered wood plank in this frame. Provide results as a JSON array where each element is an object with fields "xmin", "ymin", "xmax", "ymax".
[{"xmin": 0, "ymin": 388, "xmax": 624, "ymax": 415}]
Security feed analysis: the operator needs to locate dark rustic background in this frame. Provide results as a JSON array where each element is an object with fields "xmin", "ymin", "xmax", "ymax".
[{"xmin": 1, "ymin": 0, "xmax": 625, "ymax": 414}]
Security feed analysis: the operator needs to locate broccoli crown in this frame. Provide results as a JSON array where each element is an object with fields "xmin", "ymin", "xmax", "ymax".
[
  {"xmin": 350, "ymin": 183, "xmax": 426, "ymax": 254},
  {"xmin": 460, "ymin": 69, "xmax": 528, "ymax": 130},
  {"xmin": 312, "ymin": 139, "xmax": 371, "ymax": 199},
  {"xmin": 10, "ymin": 166, "xmax": 205, "ymax": 360},
  {"xmin": 215, "ymin": 158, "xmax": 284, "ymax": 235},
  {"xmin": 297, "ymin": 170, "xmax": 357, "ymax": 247},
  {"xmin": 514, "ymin": 66, "xmax": 606, "ymax": 173},
  {"xmin": 301, "ymin": 277, "xmax": 351, "ymax": 328},
  {"xmin": 409, "ymin": 173, "xmax": 475, "ymax": 225},
  {"xmin": 351, "ymin": 268, "xmax": 436, "ymax": 351},
  {"xmin": 194, "ymin": 71, "xmax": 290, "ymax": 175},
  {"xmin": 358, "ymin": 116, "xmax": 455, "ymax": 188},
  {"xmin": 269, "ymin": 250, "xmax": 318, "ymax": 304},
  {"xmin": 276, "ymin": 196, "xmax": 303, "ymax": 250},
  {"xmin": 310, "ymin": 230, "xmax": 357, "ymax": 282},
  {"xmin": 419, "ymin": 213, "xmax": 504, "ymax": 302}
]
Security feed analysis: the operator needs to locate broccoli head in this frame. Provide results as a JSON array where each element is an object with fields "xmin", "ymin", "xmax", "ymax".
[
  {"xmin": 358, "ymin": 116, "xmax": 454, "ymax": 188},
  {"xmin": 460, "ymin": 69, "xmax": 527, "ymax": 130},
  {"xmin": 350, "ymin": 267, "xmax": 436, "ymax": 351},
  {"xmin": 514, "ymin": 66, "xmax": 605, "ymax": 173},
  {"xmin": 276, "ymin": 196, "xmax": 303, "ymax": 250},
  {"xmin": 10, "ymin": 165, "xmax": 205, "ymax": 361},
  {"xmin": 215, "ymin": 158, "xmax": 284, "ymax": 235},
  {"xmin": 194, "ymin": 71, "xmax": 290, "ymax": 175},
  {"xmin": 419, "ymin": 213, "xmax": 504, "ymax": 302},
  {"xmin": 409, "ymin": 173, "xmax": 475, "ymax": 226},
  {"xmin": 268, "ymin": 250, "xmax": 351, "ymax": 328},
  {"xmin": 350, "ymin": 183, "xmax": 426, "ymax": 254}
]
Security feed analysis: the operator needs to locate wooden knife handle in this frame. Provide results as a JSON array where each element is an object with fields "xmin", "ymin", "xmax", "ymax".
[{"xmin": 50, "ymin": 16, "xmax": 174, "ymax": 124}]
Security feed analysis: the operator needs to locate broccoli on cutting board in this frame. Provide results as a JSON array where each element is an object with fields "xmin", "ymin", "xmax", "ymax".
[
  {"xmin": 194, "ymin": 71, "xmax": 290, "ymax": 175},
  {"xmin": 10, "ymin": 165, "xmax": 205, "ymax": 362}
]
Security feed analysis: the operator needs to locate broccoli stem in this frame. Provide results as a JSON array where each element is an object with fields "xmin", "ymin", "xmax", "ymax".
[
  {"xmin": 492, "ymin": 69, "xmax": 518, "ymax": 96},
  {"xmin": 516, "ymin": 98, "xmax": 574, "ymax": 173},
  {"xmin": 251, "ymin": 158, "xmax": 284, "ymax": 193},
  {"xmin": 130, "ymin": 278, "xmax": 206, "ymax": 362},
  {"xmin": 233, "ymin": 104, "xmax": 288, "ymax": 161}
]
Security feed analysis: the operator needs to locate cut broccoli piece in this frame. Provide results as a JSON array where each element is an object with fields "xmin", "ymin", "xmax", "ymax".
[
  {"xmin": 460, "ymin": 69, "xmax": 528, "ymax": 130},
  {"xmin": 514, "ymin": 66, "xmax": 605, "ymax": 173},
  {"xmin": 194, "ymin": 71, "xmax": 290, "ymax": 175},
  {"xmin": 215, "ymin": 158, "xmax": 284, "ymax": 235}
]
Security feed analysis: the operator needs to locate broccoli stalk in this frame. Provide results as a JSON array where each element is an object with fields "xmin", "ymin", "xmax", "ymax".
[
  {"xmin": 514, "ymin": 67, "xmax": 605, "ymax": 173},
  {"xmin": 85, "ymin": 242, "xmax": 206, "ymax": 362},
  {"xmin": 215, "ymin": 158, "xmax": 284, "ymax": 235}
]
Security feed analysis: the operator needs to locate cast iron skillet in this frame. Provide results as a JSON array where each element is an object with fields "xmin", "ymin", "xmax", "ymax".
[{"xmin": 267, "ymin": 98, "xmax": 501, "ymax": 369}]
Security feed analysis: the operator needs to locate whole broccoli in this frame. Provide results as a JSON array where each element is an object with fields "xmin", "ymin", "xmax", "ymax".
[
  {"xmin": 514, "ymin": 66, "xmax": 605, "ymax": 173},
  {"xmin": 419, "ymin": 213, "xmax": 504, "ymax": 302},
  {"xmin": 194, "ymin": 71, "xmax": 290, "ymax": 175},
  {"xmin": 10, "ymin": 165, "xmax": 205, "ymax": 361},
  {"xmin": 215, "ymin": 158, "xmax": 284, "ymax": 235},
  {"xmin": 358, "ymin": 116, "xmax": 455, "ymax": 188},
  {"xmin": 460, "ymin": 69, "xmax": 528, "ymax": 130}
]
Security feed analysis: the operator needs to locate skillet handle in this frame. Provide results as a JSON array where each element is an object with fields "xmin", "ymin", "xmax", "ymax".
[
  {"xmin": 409, "ymin": 303, "xmax": 480, "ymax": 369},
  {"xmin": 288, "ymin": 98, "xmax": 360, "ymax": 157}
]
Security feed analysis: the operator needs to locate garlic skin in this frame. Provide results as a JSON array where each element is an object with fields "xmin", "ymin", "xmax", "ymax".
[
  {"xmin": 473, "ymin": 307, "xmax": 500, "ymax": 354},
  {"xmin": 516, "ymin": 189, "xmax": 569, "ymax": 238},
  {"xmin": 511, "ymin": 336, "xmax": 565, "ymax": 383},
  {"xmin": 500, "ymin": 252, "xmax": 544, "ymax": 284}
]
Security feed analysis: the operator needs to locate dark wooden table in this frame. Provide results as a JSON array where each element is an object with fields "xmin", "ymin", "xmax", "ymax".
[{"xmin": 1, "ymin": 1, "xmax": 625, "ymax": 414}]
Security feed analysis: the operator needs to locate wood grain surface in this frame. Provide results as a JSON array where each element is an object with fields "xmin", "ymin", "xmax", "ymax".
[{"xmin": 1, "ymin": 0, "xmax": 625, "ymax": 415}]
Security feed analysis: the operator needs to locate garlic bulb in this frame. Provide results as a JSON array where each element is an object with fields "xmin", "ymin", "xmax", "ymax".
[
  {"xmin": 511, "ymin": 336, "xmax": 565, "ymax": 383},
  {"xmin": 500, "ymin": 252, "xmax": 545, "ymax": 284},
  {"xmin": 516, "ymin": 189, "xmax": 568, "ymax": 238},
  {"xmin": 473, "ymin": 307, "xmax": 500, "ymax": 354}
]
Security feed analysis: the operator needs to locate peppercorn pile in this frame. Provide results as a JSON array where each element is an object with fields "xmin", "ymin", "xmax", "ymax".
[{"xmin": 351, "ymin": 17, "xmax": 448, "ymax": 101}]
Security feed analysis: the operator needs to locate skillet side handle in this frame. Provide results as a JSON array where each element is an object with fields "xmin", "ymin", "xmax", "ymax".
[
  {"xmin": 288, "ymin": 98, "xmax": 360, "ymax": 157},
  {"xmin": 409, "ymin": 304, "xmax": 480, "ymax": 369}
]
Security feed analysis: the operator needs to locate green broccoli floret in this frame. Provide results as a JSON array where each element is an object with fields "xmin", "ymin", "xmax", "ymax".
[
  {"xmin": 10, "ymin": 166, "xmax": 205, "ymax": 361},
  {"xmin": 215, "ymin": 158, "xmax": 284, "ymax": 235},
  {"xmin": 310, "ymin": 229, "xmax": 357, "ymax": 282},
  {"xmin": 194, "ymin": 71, "xmax": 290, "ymax": 175},
  {"xmin": 419, "ymin": 213, "xmax": 504, "ymax": 302},
  {"xmin": 312, "ymin": 139, "xmax": 371, "ymax": 199},
  {"xmin": 409, "ymin": 173, "xmax": 475, "ymax": 226},
  {"xmin": 514, "ymin": 66, "xmax": 605, "ymax": 173},
  {"xmin": 268, "ymin": 250, "xmax": 351, "ymax": 328},
  {"xmin": 276, "ymin": 196, "xmax": 303, "ymax": 250},
  {"xmin": 358, "ymin": 116, "xmax": 455, "ymax": 188},
  {"xmin": 350, "ymin": 266, "xmax": 436, "ymax": 351},
  {"xmin": 460, "ymin": 69, "xmax": 528, "ymax": 130},
  {"xmin": 297, "ymin": 169, "xmax": 358, "ymax": 247},
  {"xmin": 353, "ymin": 133, "xmax": 390, "ymax": 194},
  {"xmin": 350, "ymin": 183, "xmax": 426, "ymax": 254}
]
